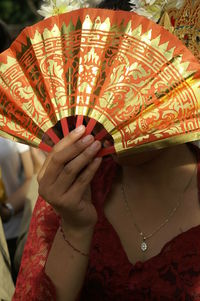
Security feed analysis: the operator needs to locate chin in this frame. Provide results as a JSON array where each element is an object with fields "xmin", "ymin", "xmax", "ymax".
[{"xmin": 112, "ymin": 149, "xmax": 163, "ymax": 166}]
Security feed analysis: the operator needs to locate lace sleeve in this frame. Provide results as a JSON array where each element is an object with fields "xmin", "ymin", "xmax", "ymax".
[{"xmin": 13, "ymin": 196, "xmax": 59, "ymax": 301}]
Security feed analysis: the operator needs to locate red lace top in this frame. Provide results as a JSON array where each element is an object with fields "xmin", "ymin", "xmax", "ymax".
[{"xmin": 13, "ymin": 151, "xmax": 200, "ymax": 301}]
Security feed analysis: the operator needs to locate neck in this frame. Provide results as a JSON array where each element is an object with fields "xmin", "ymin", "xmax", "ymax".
[{"xmin": 119, "ymin": 144, "xmax": 197, "ymax": 208}]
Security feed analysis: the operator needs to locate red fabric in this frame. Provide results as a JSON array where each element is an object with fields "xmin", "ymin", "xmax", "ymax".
[{"xmin": 13, "ymin": 155, "xmax": 200, "ymax": 301}]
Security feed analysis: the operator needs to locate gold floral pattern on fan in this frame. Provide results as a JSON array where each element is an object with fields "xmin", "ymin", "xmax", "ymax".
[{"xmin": 0, "ymin": 8, "xmax": 200, "ymax": 156}]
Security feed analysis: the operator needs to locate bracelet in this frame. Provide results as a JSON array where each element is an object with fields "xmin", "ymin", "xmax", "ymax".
[{"xmin": 60, "ymin": 224, "xmax": 89, "ymax": 257}]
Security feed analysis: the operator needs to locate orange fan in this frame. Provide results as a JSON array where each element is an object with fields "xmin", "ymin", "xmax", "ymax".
[{"xmin": 0, "ymin": 8, "xmax": 200, "ymax": 157}]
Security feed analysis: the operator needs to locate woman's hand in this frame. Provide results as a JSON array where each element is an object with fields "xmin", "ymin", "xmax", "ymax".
[{"xmin": 38, "ymin": 125, "xmax": 102, "ymax": 235}]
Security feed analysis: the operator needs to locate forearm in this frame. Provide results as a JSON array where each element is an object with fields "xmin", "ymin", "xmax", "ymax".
[
  {"xmin": 45, "ymin": 226, "xmax": 94, "ymax": 301},
  {"xmin": 6, "ymin": 179, "xmax": 32, "ymax": 213},
  {"xmin": 39, "ymin": 128, "xmax": 101, "ymax": 301}
]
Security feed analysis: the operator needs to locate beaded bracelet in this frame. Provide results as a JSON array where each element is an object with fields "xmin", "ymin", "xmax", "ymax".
[{"xmin": 60, "ymin": 224, "xmax": 89, "ymax": 257}]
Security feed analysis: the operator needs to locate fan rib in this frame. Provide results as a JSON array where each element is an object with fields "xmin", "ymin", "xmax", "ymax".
[
  {"xmin": 76, "ymin": 115, "xmax": 84, "ymax": 127},
  {"xmin": 46, "ymin": 128, "xmax": 60, "ymax": 144},
  {"xmin": 61, "ymin": 118, "xmax": 69, "ymax": 136},
  {"xmin": 95, "ymin": 128, "xmax": 108, "ymax": 141},
  {"xmin": 84, "ymin": 118, "xmax": 97, "ymax": 136},
  {"xmin": 97, "ymin": 145, "xmax": 115, "ymax": 157},
  {"xmin": 39, "ymin": 141, "xmax": 52, "ymax": 152}
]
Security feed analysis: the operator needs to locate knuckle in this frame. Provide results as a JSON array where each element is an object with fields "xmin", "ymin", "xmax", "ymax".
[
  {"xmin": 77, "ymin": 174, "xmax": 88, "ymax": 185},
  {"xmin": 39, "ymin": 185, "xmax": 58, "ymax": 205},
  {"xmin": 82, "ymin": 149, "xmax": 92, "ymax": 161},
  {"xmin": 66, "ymin": 133, "xmax": 74, "ymax": 145},
  {"xmin": 51, "ymin": 152, "xmax": 61, "ymax": 165},
  {"xmin": 59, "ymin": 194, "xmax": 71, "ymax": 208},
  {"xmin": 63, "ymin": 163, "xmax": 74, "ymax": 176},
  {"xmin": 89, "ymin": 161, "xmax": 99, "ymax": 172},
  {"xmin": 73, "ymin": 140, "xmax": 84, "ymax": 153},
  {"xmin": 38, "ymin": 185, "xmax": 48, "ymax": 200},
  {"xmin": 88, "ymin": 163, "xmax": 96, "ymax": 174},
  {"xmin": 38, "ymin": 176, "xmax": 45, "ymax": 191},
  {"xmin": 68, "ymin": 129, "xmax": 80, "ymax": 140},
  {"xmin": 81, "ymin": 161, "xmax": 98, "ymax": 181},
  {"xmin": 37, "ymin": 173, "xmax": 42, "ymax": 183}
]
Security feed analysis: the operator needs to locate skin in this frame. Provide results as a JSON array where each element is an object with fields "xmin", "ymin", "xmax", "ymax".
[
  {"xmin": 39, "ymin": 126, "xmax": 102, "ymax": 301},
  {"xmin": 30, "ymin": 147, "xmax": 46, "ymax": 174},
  {"xmin": 0, "ymin": 149, "xmax": 34, "ymax": 222},
  {"xmin": 38, "ymin": 126, "xmax": 199, "ymax": 300},
  {"xmin": 105, "ymin": 143, "xmax": 198, "ymax": 263}
]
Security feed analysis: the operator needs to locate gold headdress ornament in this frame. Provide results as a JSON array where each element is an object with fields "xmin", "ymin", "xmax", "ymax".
[
  {"xmin": 39, "ymin": 0, "xmax": 185, "ymax": 21},
  {"xmin": 129, "ymin": 0, "xmax": 184, "ymax": 22},
  {"xmin": 166, "ymin": 0, "xmax": 200, "ymax": 61}
]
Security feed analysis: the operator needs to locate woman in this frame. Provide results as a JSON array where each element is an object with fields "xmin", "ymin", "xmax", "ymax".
[
  {"xmin": 13, "ymin": 125, "xmax": 200, "ymax": 301},
  {"xmin": 13, "ymin": 0, "xmax": 200, "ymax": 300}
]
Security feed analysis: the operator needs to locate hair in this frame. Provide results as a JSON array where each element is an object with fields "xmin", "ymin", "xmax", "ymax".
[
  {"xmin": 97, "ymin": 0, "xmax": 132, "ymax": 11},
  {"xmin": 0, "ymin": 20, "xmax": 11, "ymax": 53}
]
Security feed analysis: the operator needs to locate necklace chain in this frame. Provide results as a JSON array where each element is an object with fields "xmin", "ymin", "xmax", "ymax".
[{"xmin": 121, "ymin": 165, "xmax": 197, "ymax": 252}]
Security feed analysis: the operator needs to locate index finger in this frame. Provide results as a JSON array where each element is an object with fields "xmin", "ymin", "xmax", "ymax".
[{"xmin": 38, "ymin": 125, "xmax": 85, "ymax": 183}]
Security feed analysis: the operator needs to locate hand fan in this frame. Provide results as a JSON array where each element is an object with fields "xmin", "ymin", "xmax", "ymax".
[{"xmin": 0, "ymin": 8, "xmax": 200, "ymax": 157}]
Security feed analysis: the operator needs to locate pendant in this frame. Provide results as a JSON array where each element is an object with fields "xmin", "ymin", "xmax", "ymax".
[{"xmin": 141, "ymin": 240, "xmax": 148, "ymax": 252}]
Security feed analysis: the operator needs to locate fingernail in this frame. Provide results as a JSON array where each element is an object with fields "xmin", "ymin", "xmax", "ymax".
[
  {"xmin": 94, "ymin": 157, "xmax": 102, "ymax": 164},
  {"xmin": 89, "ymin": 141, "xmax": 101, "ymax": 151},
  {"xmin": 103, "ymin": 140, "xmax": 111, "ymax": 147},
  {"xmin": 74, "ymin": 125, "xmax": 85, "ymax": 133},
  {"xmin": 82, "ymin": 135, "xmax": 94, "ymax": 144}
]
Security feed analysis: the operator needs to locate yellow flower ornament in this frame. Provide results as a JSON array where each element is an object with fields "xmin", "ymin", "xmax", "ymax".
[
  {"xmin": 38, "ymin": 0, "xmax": 184, "ymax": 21},
  {"xmin": 129, "ymin": 0, "xmax": 184, "ymax": 22},
  {"xmin": 38, "ymin": 0, "xmax": 102, "ymax": 18}
]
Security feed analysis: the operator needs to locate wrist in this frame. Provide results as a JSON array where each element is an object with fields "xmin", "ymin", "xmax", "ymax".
[
  {"xmin": 0, "ymin": 202, "xmax": 14, "ymax": 223},
  {"xmin": 61, "ymin": 219, "xmax": 95, "ymax": 240},
  {"xmin": 60, "ymin": 220, "xmax": 94, "ymax": 256},
  {"xmin": 4, "ymin": 202, "xmax": 15, "ymax": 216}
]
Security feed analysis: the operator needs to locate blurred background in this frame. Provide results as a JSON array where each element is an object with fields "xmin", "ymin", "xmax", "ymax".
[
  {"xmin": 0, "ymin": 1, "xmax": 46, "ymax": 294},
  {"xmin": 0, "ymin": 0, "xmax": 42, "ymax": 49},
  {"xmin": 0, "ymin": 0, "xmax": 41, "ymax": 24}
]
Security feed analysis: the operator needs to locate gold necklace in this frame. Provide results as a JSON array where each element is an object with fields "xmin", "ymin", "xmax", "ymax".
[{"xmin": 121, "ymin": 166, "xmax": 197, "ymax": 252}]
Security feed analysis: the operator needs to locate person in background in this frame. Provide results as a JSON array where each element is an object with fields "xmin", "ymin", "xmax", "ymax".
[
  {"xmin": 0, "ymin": 219, "xmax": 15, "ymax": 300},
  {"xmin": 0, "ymin": 20, "xmax": 16, "ymax": 300},
  {"xmin": 30, "ymin": 147, "xmax": 46, "ymax": 175},
  {"xmin": 14, "ymin": 147, "xmax": 46, "ymax": 272},
  {"xmin": 0, "ymin": 137, "xmax": 34, "ymax": 282},
  {"xmin": 0, "ymin": 167, "xmax": 15, "ymax": 301},
  {"xmin": 0, "ymin": 18, "xmax": 45, "ymax": 284}
]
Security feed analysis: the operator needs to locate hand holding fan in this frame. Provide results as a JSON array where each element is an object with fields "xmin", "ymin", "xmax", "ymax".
[{"xmin": 0, "ymin": 6, "xmax": 200, "ymax": 157}]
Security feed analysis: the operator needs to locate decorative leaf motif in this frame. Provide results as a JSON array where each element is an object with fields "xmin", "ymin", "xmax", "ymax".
[
  {"xmin": 19, "ymin": 86, "xmax": 34, "ymax": 100},
  {"xmin": 47, "ymin": 60, "xmax": 64, "ymax": 80},
  {"xmin": 110, "ymin": 65, "xmax": 126, "ymax": 85},
  {"xmin": 128, "ymin": 63, "xmax": 151, "ymax": 80},
  {"xmin": 84, "ymin": 48, "xmax": 99, "ymax": 64}
]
